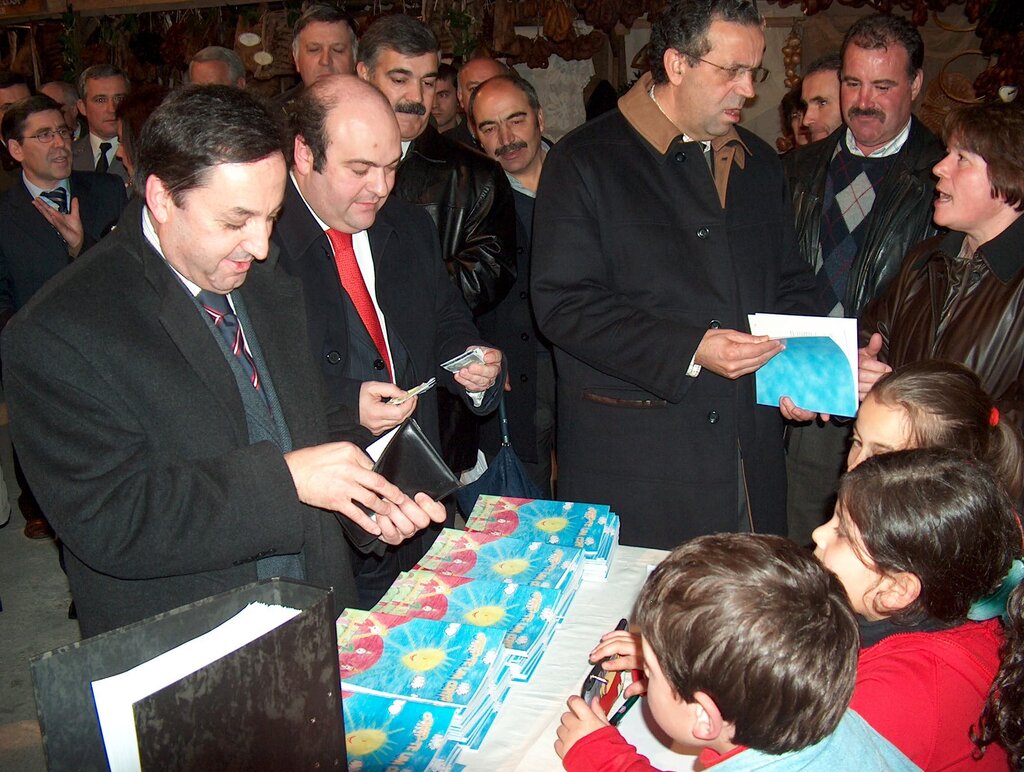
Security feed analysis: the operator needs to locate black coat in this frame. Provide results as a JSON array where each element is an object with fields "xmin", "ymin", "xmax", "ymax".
[
  {"xmin": 272, "ymin": 181, "xmax": 503, "ymax": 457},
  {"xmin": 0, "ymin": 170, "xmax": 126, "ymax": 327},
  {"xmin": 2, "ymin": 198, "xmax": 368, "ymax": 636},
  {"xmin": 531, "ymin": 80, "xmax": 819, "ymax": 549}
]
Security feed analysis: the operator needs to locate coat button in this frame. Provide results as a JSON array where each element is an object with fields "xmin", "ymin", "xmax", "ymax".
[
  {"xmin": 326, "ymin": 351, "xmax": 342, "ymax": 364},
  {"xmin": 707, "ymin": 410, "xmax": 719, "ymax": 424},
  {"xmin": 674, "ymin": 151, "xmax": 686, "ymax": 162},
  {"xmin": 709, "ymin": 319, "xmax": 721, "ymax": 329},
  {"xmin": 697, "ymin": 227, "xmax": 710, "ymax": 239},
  {"xmin": 373, "ymin": 358, "xmax": 385, "ymax": 370},
  {"xmin": 519, "ymin": 291, "xmax": 528, "ymax": 300},
  {"xmin": 520, "ymin": 332, "xmax": 530, "ymax": 341},
  {"xmin": 520, "ymin": 374, "xmax": 529, "ymax": 383}
]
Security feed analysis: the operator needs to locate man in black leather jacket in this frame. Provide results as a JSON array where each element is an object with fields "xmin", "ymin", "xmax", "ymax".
[
  {"xmin": 781, "ymin": 14, "xmax": 944, "ymax": 545},
  {"xmin": 357, "ymin": 15, "xmax": 516, "ymax": 476}
]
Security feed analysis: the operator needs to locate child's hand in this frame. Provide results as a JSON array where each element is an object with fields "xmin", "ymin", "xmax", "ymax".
[
  {"xmin": 555, "ymin": 695, "xmax": 611, "ymax": 759},
  {"xmin": 589, "ymin": 631, "xmax": 647, "ymax": 697}
]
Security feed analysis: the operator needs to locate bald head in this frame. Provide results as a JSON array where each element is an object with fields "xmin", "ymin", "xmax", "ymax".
[
  {"xmin": 458, "ymin": 57, "xmax": 507, "ymax": 111},
  {"xmin": 289, "ymin": 75, "xmax": 400, "ymax": 233}
]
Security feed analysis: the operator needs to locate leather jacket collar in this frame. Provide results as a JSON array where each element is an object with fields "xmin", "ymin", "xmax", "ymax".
[{"xmin": 921, "ymin": 212, "xmax": 1024, "ymax": 284}]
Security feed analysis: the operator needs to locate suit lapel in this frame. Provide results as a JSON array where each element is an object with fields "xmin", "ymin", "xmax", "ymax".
[{"xmin": 5, "ymin": 181, "xmax": 66, "ymax": 248}]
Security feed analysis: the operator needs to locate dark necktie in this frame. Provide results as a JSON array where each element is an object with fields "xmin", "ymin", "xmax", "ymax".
[
  {"xmin": 197, "ymin": 290, "xmax": 264, "ymax": 396},
  {"xmin": 95, "ymin": 142, "xmax": 112, "ymax": 174},
  {"xmin": 40, "ymin": 188, "xmax": 68, "ymax": 214},
  {"xmin": 325, "ymin": 228, "xmax": 393, "ymax": 379}
]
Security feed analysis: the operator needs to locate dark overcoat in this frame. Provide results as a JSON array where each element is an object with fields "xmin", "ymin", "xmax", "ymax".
[
  {"xmin": 531, "ymin": 76, "xmax": 819, "ymax": 549},
  {"xmin": 2, "ymin": 198, "xmax": 369, "ymax": 636}
]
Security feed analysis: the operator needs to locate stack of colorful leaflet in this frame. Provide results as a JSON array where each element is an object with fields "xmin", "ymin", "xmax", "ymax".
[
  {"xmin": 337, "ymin": 609, "xmax": 512, "ymax": 762},
  {"xmin": 342, "ymin": 690, "xmax": 458, "ymax": 771},
  {"xmin": 465, "ymin": 496, "xmax": 620, "ymax": 581},
  {"xmin": 375, "ymin": 569, "xmax": 564, "ymax": 681},
  {"xmin": 413, "ymin": 528, "xmax": 585, "ymax": 618}
]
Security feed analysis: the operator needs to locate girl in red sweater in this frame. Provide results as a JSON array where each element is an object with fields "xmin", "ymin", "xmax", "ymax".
[{"xmin": 813, "ymin": 448, "xmax": 1023, "ymax": 770}]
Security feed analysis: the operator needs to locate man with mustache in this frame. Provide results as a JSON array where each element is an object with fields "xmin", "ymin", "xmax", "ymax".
[
  {"xmin": 0, "ymin": 94, "xmax": 127, "ymax": 540},
  {"xmin": 273, "ymin": 76, "xmax": 504, "ymax": 605},
  {"xmin": 469, "ymin": 74, "xmax": 555, "ymax": 494},
  {"xmin": 357, "ymin": 15, "xmax": 516, "ymax": 480},
  {"xmin": 780, "ymin": 14, "xmax": 944, "ymax": 546},
  {"xmin": 71, "ymin": 64, "xmax": 130, "ymax": 184},
  {"xmin": 532, "ymin": 0, "xmax": 818, "ymax": 549}
]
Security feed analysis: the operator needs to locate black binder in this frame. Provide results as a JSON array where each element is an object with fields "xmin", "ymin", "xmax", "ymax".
[{"xmin": 30, "ymin": 579, "xmax": 346, "ymax": 771}]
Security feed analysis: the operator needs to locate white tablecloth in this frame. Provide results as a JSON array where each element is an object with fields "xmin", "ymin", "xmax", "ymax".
[{"xmin": 459, "ymin": 545, "xmax": 701, "ymax": 771}]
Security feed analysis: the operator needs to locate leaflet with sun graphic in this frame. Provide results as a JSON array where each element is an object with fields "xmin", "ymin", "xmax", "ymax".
[
  {"xmin": 464, "ymin": 496, "xmax": 621, "ymax": 580},
  {"xmin": 373, "ymin": 570, "xmax": 564, "ymax": 680},
  {"xmin": 337, "ymin": 610, "xmax": 513, "ymax": 750},
  {"xmin": 342, "ymin": 689, "xmax": 457, "ymax": 771},
  {"xmin": 337, "ymin": 610, "xmax": 509, "ymax": 708},
  {"xmin": 412, "ymin": 528, "xmax": 585, "ymax": 590}
]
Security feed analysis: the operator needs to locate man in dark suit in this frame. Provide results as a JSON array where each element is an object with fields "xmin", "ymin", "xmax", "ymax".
[
  {"xmin": 1, "ymin": 86, "xmax": 446, "ymax": 637},
  {"xmin": 356, "ymin": 15, "xmax": 516, "ymax": 478},
  {"xmin": 275, "ymin": 76, "xmax": 504, "ymax": 606},
  {"xmin": 71, "ymin": 64, "xmax": 130, "ymax": 184},
  {"xmin": 1, "ymin": 94, "xmax": 127, "ymax": 540}
]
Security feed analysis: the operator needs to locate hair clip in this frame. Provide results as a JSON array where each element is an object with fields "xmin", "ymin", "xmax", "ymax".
[{"xmin": 989, "ymin": 406, "xmax": 1000, "ymax": 427}]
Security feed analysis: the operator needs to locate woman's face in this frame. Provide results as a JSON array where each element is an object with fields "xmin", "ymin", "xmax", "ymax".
[
  {"xmin": 847, "ymin": 392, "xmax": 914, "ymax": 470},
  {"xmin": 932, "ymin": 140, "xmax": 1020, "ymax": 248},
  {"xmin": 812, "ymin": 503, "xmax": 887, "ymax": 619}
]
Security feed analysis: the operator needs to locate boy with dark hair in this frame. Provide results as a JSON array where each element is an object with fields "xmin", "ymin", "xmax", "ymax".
[{"xmin": 556, "ymin": 534, "xmax": 918, "ymax": 770}]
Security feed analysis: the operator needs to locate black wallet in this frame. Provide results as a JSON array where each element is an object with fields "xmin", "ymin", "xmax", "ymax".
[
  {"xmin": 344, "ymin": 418, "xmax": 461, "ymax": 553},
  {"xmin": 372, "ymin": 417, "xmax": 461, "ymax": 502}
]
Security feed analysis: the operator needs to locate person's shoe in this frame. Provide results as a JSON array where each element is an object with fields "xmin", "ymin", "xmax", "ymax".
[{"xmin": 23, "ymin": 517, "xmax": 54, "ymax": 540}]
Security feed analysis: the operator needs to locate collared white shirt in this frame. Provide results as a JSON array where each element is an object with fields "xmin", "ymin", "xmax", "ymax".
[
  {"xmin": 290, "ymin": 172, "xmax": 396, "ymax": 384},
  {"xmin": 23, "ymin": 174, "xmax": 70, "ymax": 210},
  {"xmin": 844, "ymin": 119, "xmax": 912, "ymax": 158},
  {"xmin": 89, "ymin": 132, "xmax": 120, "ymax": 168}
]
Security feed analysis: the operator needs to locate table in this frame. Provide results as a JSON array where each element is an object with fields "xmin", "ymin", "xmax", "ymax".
[{"xmin": 460, "ymin": 545, "xmax": 701, "ymax": 770}]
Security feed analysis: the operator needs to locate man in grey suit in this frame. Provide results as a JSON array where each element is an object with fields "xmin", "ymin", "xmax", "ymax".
[
  {"xmin": 2, "ymin": 86, "xmax": 446, "ymax": 637},
  {"xmin": 71, "ymin": 64, "xmax": 130, "ymax": 184}
]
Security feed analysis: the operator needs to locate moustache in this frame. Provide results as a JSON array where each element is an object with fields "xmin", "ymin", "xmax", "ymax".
[
  {"xmin": 395, "ymin": 101, "xmax": 427, "ymax": 117},
  {"xmin": 496, "ymin": 140, "xmax": 528, "ymax": 157},
  {"xmin": 848, "ymin": 107, "xmax": 885, "ymax": 121}
]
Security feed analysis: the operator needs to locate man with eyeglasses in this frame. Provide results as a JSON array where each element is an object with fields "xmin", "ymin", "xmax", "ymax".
[
  {"xmin": 531, "ymin": 0, "xmax": 818, "ymax": 550},
  {"xmin": 72, "ymin": 64, "xmax": 130, "ymax": 184},
  {"xmin": 780, "ymin": 15, "xmax": 943, "ymax": 546},
  {"xmin": 0, "ymin": 94, "xmax": 126, "ymax": 541}
]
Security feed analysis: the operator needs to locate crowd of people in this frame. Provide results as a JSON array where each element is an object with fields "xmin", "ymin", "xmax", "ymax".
[{"xmin": 0, "ymin": 0, "xmax": 1022, "ymax": 768}]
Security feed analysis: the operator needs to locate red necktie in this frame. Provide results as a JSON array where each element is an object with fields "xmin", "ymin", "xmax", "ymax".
[{"xmin": 326, "ymin": 228, "xmax": 393, "ymax": 380}]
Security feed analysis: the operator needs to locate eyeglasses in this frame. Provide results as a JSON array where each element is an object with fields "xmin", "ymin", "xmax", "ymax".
[
  {"xmin": 697, "ymin": 58, "xmax": 770, "ymax": 84},
  {"xmin": 24, "ymin": 127, "xmax": 72, "ymax": 144}
]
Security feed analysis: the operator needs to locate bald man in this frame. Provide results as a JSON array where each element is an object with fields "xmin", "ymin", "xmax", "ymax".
[
  {"xmin": 273, "ymin": 76, "xmax": 505, "ymax": 605},
  {"xmin": 445, "ymin": 56, "xmax": 506, "ymax": 148}
]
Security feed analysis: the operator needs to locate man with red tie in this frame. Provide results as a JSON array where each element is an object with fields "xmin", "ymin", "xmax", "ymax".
[{"xmin": 274, "ymin": 75, "xmax": 505, "ymax": 606}]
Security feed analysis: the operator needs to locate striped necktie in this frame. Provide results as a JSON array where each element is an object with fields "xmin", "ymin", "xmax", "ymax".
[
  {"xmin": 40, "ymin": 188, "xmax": 68, "ymax": 214},
  {"xmin": 197, "ymin": 290, "xmax": 265, "ymax": 398}
]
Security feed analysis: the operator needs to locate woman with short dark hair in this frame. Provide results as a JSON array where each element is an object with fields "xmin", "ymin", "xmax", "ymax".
[{"xmin": 859, "ymin": 100, "xmax": 1024, "ymax": 437}]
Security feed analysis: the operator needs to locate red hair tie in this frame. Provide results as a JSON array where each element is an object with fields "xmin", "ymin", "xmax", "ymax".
[{"xmin": 989, "ymin": 406, "xmax": 1000, "ymax": 427}]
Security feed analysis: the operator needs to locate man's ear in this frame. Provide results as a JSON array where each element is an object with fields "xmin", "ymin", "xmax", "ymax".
[
  {"xmin": 356, "ymin": 61, "xmax": 371, "ymax": 82},
  {"xmin": 145, "ymin": 174, "xmax": 174, "ymax": 224},
  {"xmin": 691, "ymin": 691, "xmax": 728, "ymax": 742},
  {"xmin": 663, "ymin": 48, "xmax": 689, "ymax": 87},
  {"xmin": 537, "ymin": 107, "xmax": 546, "ymax": 136},
  {"xmin": 77, "ymin": 98, "xmax": 87, "ymax": 119},
  {"xmin": 293, "ymin": 134, "xmax": 314, "ymax": 177},
  {"xmin": 6, "ymin": 138, "xmax": 24, "ymax": 164},
  {"xmin": 876, "ymin": 571, "xmax": 921, "ymax": 613}
]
